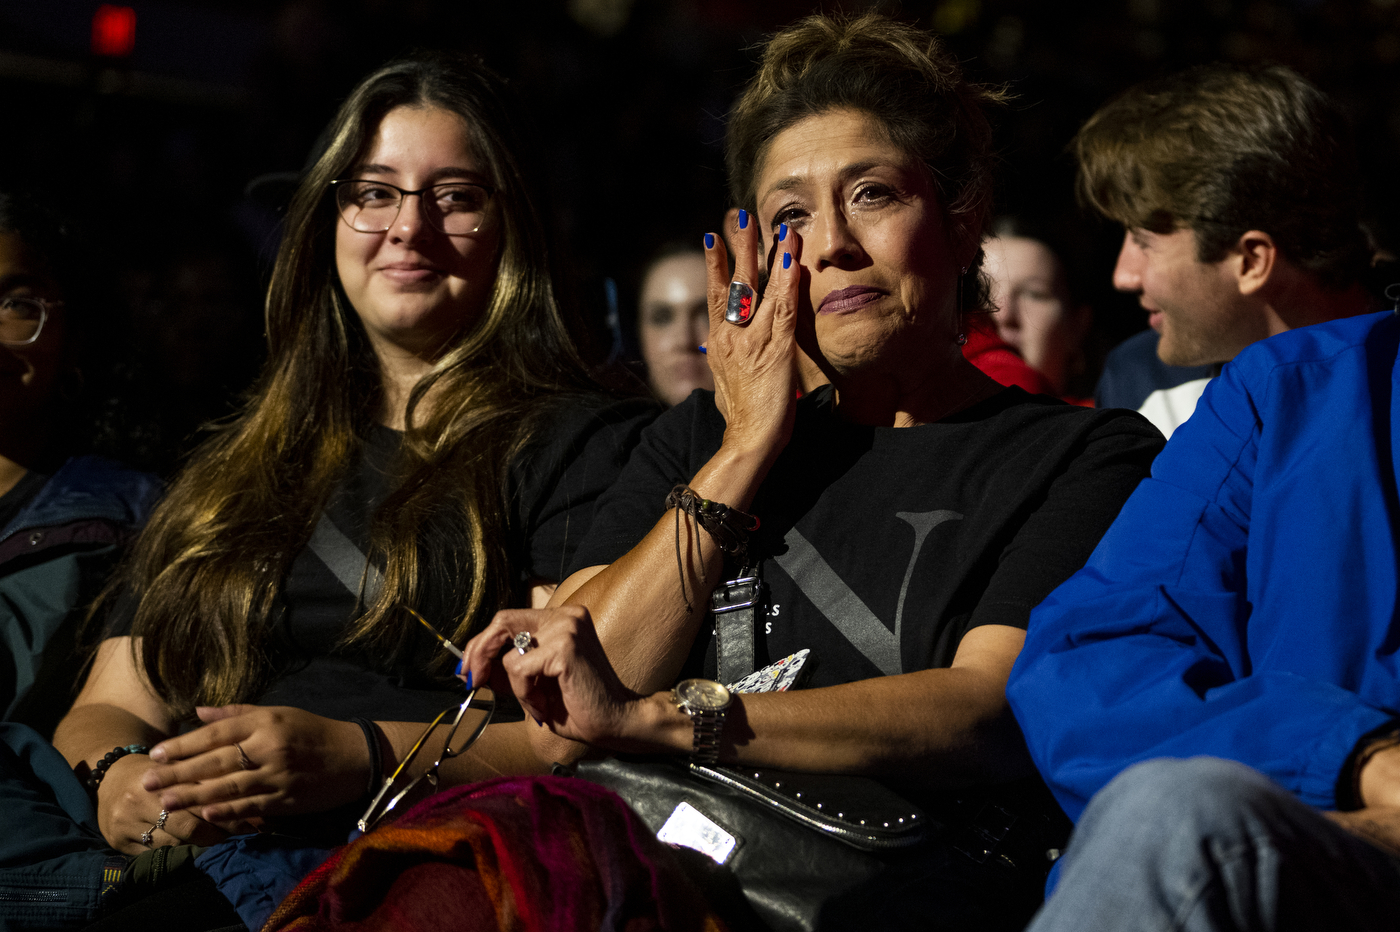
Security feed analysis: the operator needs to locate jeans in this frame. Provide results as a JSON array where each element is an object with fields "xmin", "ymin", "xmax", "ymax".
[{"xmin": 1025, "ymin": 757, "xmax": 1400, "ymax": 932}]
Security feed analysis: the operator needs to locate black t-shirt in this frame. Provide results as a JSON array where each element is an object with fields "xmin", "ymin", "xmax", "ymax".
[
  {"xmin": 111, "ymin": 394, "xmax": 658, "ymax": 723},
  {"xmin": 570, "ymin": 386, "xmax": 1163, "ymax": 687}
]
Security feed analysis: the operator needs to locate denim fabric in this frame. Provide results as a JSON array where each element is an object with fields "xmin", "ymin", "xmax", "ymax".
[
  {"xmin": 0, "ymin": 723, "xmax": 123, "ymax": 930},
  {"xmin": 1026, "ymin": 758, "xmax": 1400, "ymax": 932},
  {"xmin": 195, "ymin": 833, "xmax": 333, "ymax": 931}
]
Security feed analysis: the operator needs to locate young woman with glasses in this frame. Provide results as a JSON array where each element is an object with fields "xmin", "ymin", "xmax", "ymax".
[{"xmin": 44, "ymin": 50, "xmax": 654, "ymax": 874}]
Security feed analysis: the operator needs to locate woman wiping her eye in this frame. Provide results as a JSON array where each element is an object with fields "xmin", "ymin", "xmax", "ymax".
[{"xmin": 456, "ymin": 12, "xmax": 1165, "ymax": 928}]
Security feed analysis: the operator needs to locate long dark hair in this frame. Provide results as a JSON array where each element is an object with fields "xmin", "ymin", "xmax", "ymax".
[{"xmin": 119, "ymin": 51, "xmax": 600, "ymax": 716}]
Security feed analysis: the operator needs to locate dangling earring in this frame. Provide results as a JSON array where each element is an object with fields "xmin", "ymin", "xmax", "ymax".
[{"xmin": 955, "ymin": 266, "xmax": 968, "ymax": 346}]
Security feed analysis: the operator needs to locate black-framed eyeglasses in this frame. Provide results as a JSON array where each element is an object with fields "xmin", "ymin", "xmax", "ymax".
[
  {"xmin": 0, "ymin": 297, "xmax": 61, "ymax": 346},
  {"xmin": 330, "ymin": 179, "xmax": 496, "ymax": 236}
]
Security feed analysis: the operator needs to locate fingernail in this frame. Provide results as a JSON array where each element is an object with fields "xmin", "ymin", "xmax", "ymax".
[
  {"xmin": 464, "ymin": 670, "xmax": 473, "ymax": 690},
  {"xmin": 698, "ymin": 345, "xmax": 707, "ymax": 354},
  {"xmin": 455, "ymin": 659, "xmax": 464, "ymax": 676},
  {"xmin": 704, "ymin": 232, "xmax": 715, "ymax": 249},
  {"xmin": 779, "ymin": 223, "xmax": 787, "ymax": 242},
  {"xmin": 738, "ymin": 209, "xmax": 748, "ymax": 230},
  {"xmin": 150, "ymin": 746, "xmax": 166, "ymax": 763},
  {"xmin": 533, "ymin": 716, "xmax": 543, "ymax": 727},
  {"xmin": 783, "ymin": 252, "xmax": 792, "ymax": 270}
]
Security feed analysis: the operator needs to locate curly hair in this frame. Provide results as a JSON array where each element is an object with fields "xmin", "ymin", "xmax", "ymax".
[{"xmin": 725, "ymin": 12, "xmax": 1007, "ymax": 310}]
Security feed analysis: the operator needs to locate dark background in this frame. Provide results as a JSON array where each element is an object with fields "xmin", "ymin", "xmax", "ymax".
[{"xmin": 4, "ymin": 0, "xmax": 1398, "ymax": 473}]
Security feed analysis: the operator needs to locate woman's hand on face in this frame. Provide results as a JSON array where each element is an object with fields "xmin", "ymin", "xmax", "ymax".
[
  {"xmin": 97, "ymin": 754, "xmax": 235, "ymax": 855},
  {"xmin": 704, "ymin": 212, "xmax": 804, "ymax": 459},
  {"xmin": 140, "ymin": 706, "xmax": 369, "ymax": 823},
  {"xmin": 460, "ymin": 606, "xmax": 645, "ymax": 750}
]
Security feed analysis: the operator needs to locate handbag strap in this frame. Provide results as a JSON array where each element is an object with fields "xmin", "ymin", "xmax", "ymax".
[
  {"xmin": 307, "ymin": 511, "xmax": 383, "ymax": 605},
  {"xmin": 709, "ymin": 569, "xmax": 763, "ymax": 685}
]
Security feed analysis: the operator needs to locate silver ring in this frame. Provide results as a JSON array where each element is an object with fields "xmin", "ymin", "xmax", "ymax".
[
  {"xmin": 235, "ymin": 743, "xmax": 255, "ymax": 771},
  {"xmin": 725, "ymin": 280, "xmax": 755, "ymax": 325},
  {"xmin": 514, "ymin": 631, "xmax": 534, "ymax": 655},
  {"xmin": 140, "ymin": 809, "xmax": 169, "ymax": 847}
]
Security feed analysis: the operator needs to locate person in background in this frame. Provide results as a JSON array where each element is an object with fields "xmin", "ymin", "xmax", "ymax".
[
  {"xmin": 983, "ymin": 219, "xmax": 1094, "ymax": 404},
  {"xmin": 0, "ymin": 192, "xmax": 161, "ymax": 738},
  {"xmin": 637, "ymin": 242, "xmax": 713, "ymax": 406},
  {"xmin": 1080, "ymin": 63, "xmax": 1374, "ymax": 437}
]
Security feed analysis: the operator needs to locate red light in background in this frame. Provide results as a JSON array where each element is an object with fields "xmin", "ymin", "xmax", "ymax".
[{"xmin": 92, "ymin": 5, "xmax": 136, "ymax": 58}]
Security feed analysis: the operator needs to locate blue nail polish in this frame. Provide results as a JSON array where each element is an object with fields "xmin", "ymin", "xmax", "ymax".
[
  {"xmin": 698, "ymin": 345, "xmax": 707, "ymax": 354},
  {"xmin": 455, "ymin": 659, "xmax": 464, "ymax": 675},
  {"xmin": 783, "ymin": 252, "xmax": 792, "ymax": 270},
  {"xmin": 738, "ymin": 209, "xmax": 749, "ymax": 230},
  {"xmin": 464, "ymin": 670, "xmax": 473, "ymax": 690},
  {"xmin": 779, "ymin": 223, "xmax": 788, "ymax": 242},
  {"xmin": 704, "ymin": 233, "xmax": 715, "ymax": 249},
  {"xmin": 534, "ymin": 717, "xmax": 543, "ymax": 727}
]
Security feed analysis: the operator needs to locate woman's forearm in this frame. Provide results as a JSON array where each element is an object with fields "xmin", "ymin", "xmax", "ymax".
[
  {"xmin": 595, "ymin": 625, "xmax": 1035, "ymax": 787},
  {"xmin": 55, "ymin": 637, "xmax": 176, "ymax": 771},
  {"xmin": 613, "ymin": 666, "xmax": 1032, "ymax": 787},
  {"xmin": 53, "ymin": 703, "xmax": 172, "ymax": 772},
  {"xmin": 378, "ymin": 715, "xmax": 549, "ymax": 788},
  {"xmin": 556, "ymin": 441, "xmax": 777, "ymax": 693}
]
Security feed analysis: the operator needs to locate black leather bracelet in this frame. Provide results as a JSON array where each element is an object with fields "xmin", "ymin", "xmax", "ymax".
[
  {"xmin": 351, "ymin": 717, "xmax": 382, "ymax": 797},
  {"xmin": 86, "ymin": 744, "xmax": 150, "ymax": 792},
  {"xmin": 667, "ymin": 484, "xmax": 760, "ymax": 563}
]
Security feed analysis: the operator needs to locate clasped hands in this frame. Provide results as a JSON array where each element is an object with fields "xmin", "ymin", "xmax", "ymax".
[
  {"xmin": 118, "ymin": 704, "xmax": 369, "ymax": 850},
  {"xmin": 122, "ymin": 605, "xmax": 654, "ymax": 850}
]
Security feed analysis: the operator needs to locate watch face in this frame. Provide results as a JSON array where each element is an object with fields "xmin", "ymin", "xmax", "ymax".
[{"xmin": 676, "ymin": 678, "xmax": 732, "ymax": 712}]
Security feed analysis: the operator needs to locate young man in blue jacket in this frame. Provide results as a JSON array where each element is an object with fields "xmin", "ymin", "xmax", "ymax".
[
  {"xmin": 1080, "ymin": 63, "xmax": 1373, "ymax": 437},
  {"xmin": 1006, "ymin": 65, "xmax": 1400, "ymax": 932}
]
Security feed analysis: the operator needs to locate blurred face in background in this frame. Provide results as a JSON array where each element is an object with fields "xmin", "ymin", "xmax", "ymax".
[
  {"xmin": 639, "ymin": 251, "xmax": 712, "ymax": 405},
  {"xmin": 984, "ymin": 235, "xmax": 1090, "ymax": 393},
  {"xmin": 0, "ymin": 233, "xmax": 66, "ymax": 432}
]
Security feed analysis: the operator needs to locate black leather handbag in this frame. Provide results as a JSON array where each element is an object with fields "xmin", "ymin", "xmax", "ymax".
[
  {"xmin": 572, "ymin": 575, "xmax": 1061, "ymax": 932},
  {"xmin": 574, "ymin": 756, "xmax": 1053, "ymax": 932}
]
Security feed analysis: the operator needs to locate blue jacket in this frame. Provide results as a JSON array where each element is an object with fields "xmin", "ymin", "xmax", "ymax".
[
  {"xmin": 0, "ymin": 457, "xmax": 161, "ymax": 734},
  {"xmin": 1008, "ymin": 311, "xmax": 1400, "ymax": 822}
]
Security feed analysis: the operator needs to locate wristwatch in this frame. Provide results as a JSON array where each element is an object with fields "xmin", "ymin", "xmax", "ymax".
[{"xmin": 671, "ymin": 678, "xmax": 732, "ymax": 766}]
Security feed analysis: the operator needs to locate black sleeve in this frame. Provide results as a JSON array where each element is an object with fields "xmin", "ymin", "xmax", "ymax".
[
  {"xmin": 564, "ymin": 391, "xmax": 726, "ymax": 576},
  {"xmin": 966, "ymin": 410, "xmax": 1164, "ymax": 632},
  {"xmin": 510, "ymin": 394, "xmax": 662, "ymax": 585}
]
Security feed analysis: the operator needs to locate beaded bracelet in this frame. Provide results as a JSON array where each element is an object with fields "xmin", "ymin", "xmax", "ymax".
[{"xmin": 86, "ymin": 744, "xmax": 150, "ymax": 792}]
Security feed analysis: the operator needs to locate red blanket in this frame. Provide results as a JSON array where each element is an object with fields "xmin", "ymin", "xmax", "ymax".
[{"xmin": 264, "ymin": 775, "xmax": 726, "ymax": 932}]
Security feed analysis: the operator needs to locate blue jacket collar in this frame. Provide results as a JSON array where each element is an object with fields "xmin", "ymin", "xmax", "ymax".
[{"xmin": 0, "ymin": 456, "xmax": 162, "ymax": 542}]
